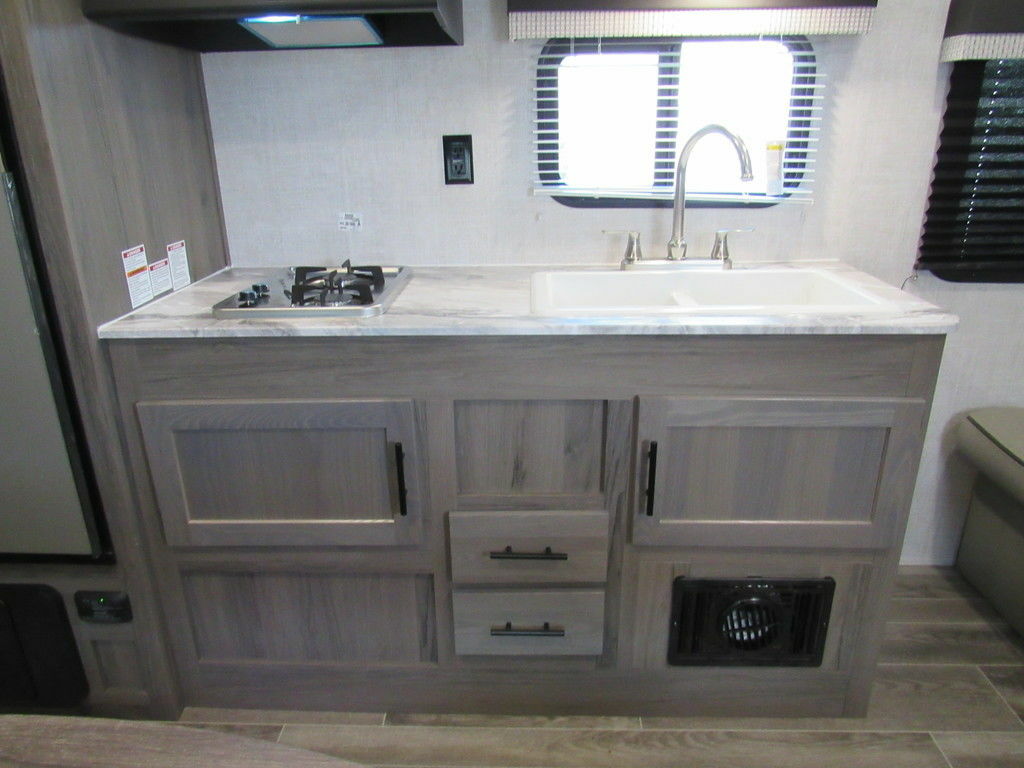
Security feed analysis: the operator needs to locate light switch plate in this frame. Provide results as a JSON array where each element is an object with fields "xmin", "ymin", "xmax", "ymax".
[{"xmin": 443, "ymin": 134, "xmax": 474, "ymax": 185}]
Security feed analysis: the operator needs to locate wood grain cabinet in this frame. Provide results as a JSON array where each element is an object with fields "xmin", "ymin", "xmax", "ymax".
[
  {"xmin": 449, "ymin": 510, "xmax": 609, "ymax": 584},
  {"xmin": 452, "ymin": 399, "xmax": 607, "ymax": 510},
  {"xmin": 105, "ymin": 335, "xmax": 944, "ymax": 716},
  {"xmin": 447, "ymin": 399, "xmax": 614, "ymax": 658},
  {"xmin": 624, "ymin": 550, "xmax": 878, "ymax": 673},
  {"xmin": 136, "ymin": 399, "xmax": 423, "ymax": 547},
  {"xmin": 633, "ymin": 396, "xmax": 927, "ymax": 549},
  {"xmin": 178, "ymin": 569, "xmax": 436, "ymax": 665},
  {"xmin": 452, "ymin": 589, "xmax": 605, "ymax": 656},
  {"xmin": 449, "ymin": 510, "xmax": 610, "ymax": 657}
]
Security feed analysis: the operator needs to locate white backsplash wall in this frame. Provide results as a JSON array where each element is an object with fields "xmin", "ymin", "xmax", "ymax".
[
  {"xmin": 201, "ymin": 0, "xmax": 820, "ymax": 267},
  {"xmin": 203, "ymin": 0, "xmax": 1024, "ymax": 565}
]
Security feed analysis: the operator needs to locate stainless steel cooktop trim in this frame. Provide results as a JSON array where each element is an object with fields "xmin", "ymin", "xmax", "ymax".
[{"xmin": 212, "ymin": 266, "xmax": 411, "ymax": 319}]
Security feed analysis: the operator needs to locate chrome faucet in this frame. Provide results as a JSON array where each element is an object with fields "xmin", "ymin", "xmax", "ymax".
[
  {"xmin": 667, "ymin": 125, "xmax": 753, "ymax": 261},
  {"xmin": 709, "ymin": 227, "xmax": 753, "ymax": 270},
  {"xmin": 620, "ymin": 231, "xmax": 643, "ymax": 268}
]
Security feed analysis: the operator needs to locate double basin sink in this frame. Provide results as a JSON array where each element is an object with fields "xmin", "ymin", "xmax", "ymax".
[{"xmin": 531, "ymin": 267, "xmax": 905, "ymax": 316}]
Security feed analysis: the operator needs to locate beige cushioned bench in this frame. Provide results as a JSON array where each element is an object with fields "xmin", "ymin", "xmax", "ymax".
[{"xmin": 955, "ymin": 407, "xmax": 1024, "ymax": 636}]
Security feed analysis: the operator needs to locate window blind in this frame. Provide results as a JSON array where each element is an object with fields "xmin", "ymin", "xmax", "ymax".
[
  {"xmin": 917, "ymin": 59, "xmax": 1024, "ymax": 282},
  {"xmin": 941, "ymin": 0, "xmax": 1024, "ymax": 62},
  {"xmin": 509, "ymin": 1, "xmax": 875, "ymax": 40},
  {"xmin": 534, "ymin": 36, "xmax": 821, "ymax": 206}
]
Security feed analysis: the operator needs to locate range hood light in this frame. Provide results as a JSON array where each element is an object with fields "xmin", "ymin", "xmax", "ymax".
[
  {"xmin": 238, "ymin": 14, "xmax": 383, "ymax": 48},
  {"xmin": 243, "ymin": 15, "xmax": 302, "ymax": 24}
]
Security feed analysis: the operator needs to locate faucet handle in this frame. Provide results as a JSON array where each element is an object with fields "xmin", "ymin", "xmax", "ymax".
[
  {"xmin": 604, "ymin": 230, "xmax": 644, "ymax": 268},
  {"xmin": 710, "ymin": 227, "xmax": 754, "ymax": 268}
]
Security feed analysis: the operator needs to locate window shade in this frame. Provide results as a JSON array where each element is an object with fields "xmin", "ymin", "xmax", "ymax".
[
  {"xmin": 941, "ymin": 0, "xmax": 1024, "ymax": 62},
  {"xmin": 534, "ymin": 37, "xmax": 820, "ymax": 205},
  {"xmin": 509, "ymin": 1, "xmax": 875, "ymax": 39},
  {"xmin": 917, "ymin": 59, "xmax": 1024, "ymax": 282}
]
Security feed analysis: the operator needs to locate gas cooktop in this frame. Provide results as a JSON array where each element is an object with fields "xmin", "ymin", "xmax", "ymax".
[{"xmin": 212, "ymin": 263, "xmax": 411, "ymax": 318}]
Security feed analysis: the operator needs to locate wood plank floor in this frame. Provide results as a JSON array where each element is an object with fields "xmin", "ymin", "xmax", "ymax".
[{"xmin": 179, "ymin": 567, "xmax": 1024, "ymax": 768}]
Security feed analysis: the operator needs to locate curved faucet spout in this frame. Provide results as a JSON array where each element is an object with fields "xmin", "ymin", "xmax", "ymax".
[{"xmin": 668, "ymin": 124, "xmax": 753, "ymax": 261}]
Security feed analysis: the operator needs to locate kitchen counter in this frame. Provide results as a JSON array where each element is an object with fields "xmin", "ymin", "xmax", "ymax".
[
  {"xmin": 97, "ymin": 263, "xmax": 957, "ymax": 339},
  {"xmin": 101, "ymin": 262, "xmax": 950, "ymax": 717}
]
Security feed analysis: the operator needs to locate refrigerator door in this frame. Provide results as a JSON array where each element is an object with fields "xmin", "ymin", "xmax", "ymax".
[{"xmin": 0, "ymin": 171, "xmax": 96, "ymax": 556}]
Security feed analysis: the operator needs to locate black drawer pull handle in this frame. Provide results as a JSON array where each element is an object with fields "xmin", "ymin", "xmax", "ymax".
[
  {"xmin": 394, "ymin": 442, "xmax": 408, "ymax": 517},
  {"xmin": 490, "ymin": 621, "xmax": 565, "ymax": 638},
  {"xmin": 644, "ymin": 440, "xmax": 658, "ymax": 517},
  {"xmin": 489, "ymin": 546, "xmax": 568, "ymax": 561}
]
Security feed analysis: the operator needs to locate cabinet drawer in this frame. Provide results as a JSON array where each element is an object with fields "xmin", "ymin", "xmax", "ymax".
[
  {"xmin": 449, "ymin": 511, "xmax": 609, "ymax": 584},
  {"xmin": 452, "ymin": 589, "xmax": 605, "ymax": 656}
]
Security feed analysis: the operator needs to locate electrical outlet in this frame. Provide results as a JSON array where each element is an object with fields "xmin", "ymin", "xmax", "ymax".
[
  {"xmin": 443, "ymin": 134, "xmax": 473, "ymax": 184},
  {"xmin": 338, "ymin": 212, "xmax": 362, "ymax": 231},
  {"xmin": 74, "ymin": 591, "xmax": 133, "ymax": 624}
]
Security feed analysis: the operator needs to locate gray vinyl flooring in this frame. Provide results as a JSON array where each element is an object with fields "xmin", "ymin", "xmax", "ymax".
[{"xmin": 179, "ymin": 567, "xmax": 1024, "ymax": 768}]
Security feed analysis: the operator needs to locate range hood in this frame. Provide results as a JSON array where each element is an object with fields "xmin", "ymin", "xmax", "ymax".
[{"xmin": 81, "ymin": 0, "xmax": 463, "ymax": 51}]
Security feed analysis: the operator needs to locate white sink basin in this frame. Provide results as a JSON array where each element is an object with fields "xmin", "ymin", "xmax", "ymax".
[{"xmin": 531, "ymin": 268, "xmax": 896, "ymax": 316}]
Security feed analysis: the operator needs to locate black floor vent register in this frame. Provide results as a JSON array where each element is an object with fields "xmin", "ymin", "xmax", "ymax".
[{"xmin": 668, "ymin": 577, "xmax": 835, "ymax": 666}]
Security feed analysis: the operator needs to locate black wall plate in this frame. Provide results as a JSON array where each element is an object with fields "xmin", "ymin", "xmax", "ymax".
[
  {"xmin": 443, "ymin": 134, "xmax": 473, "ymax": 184},
  {"xmin": 75, "ymin": 590, "xmax": 133, "ymax": 624}
]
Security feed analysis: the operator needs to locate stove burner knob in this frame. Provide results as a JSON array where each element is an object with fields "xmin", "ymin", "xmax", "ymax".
[
  {"xmin": 251, "ymin": 283, "xmax": 270, "ymax": 297},
  {"xmin": 237, "ymin": 290, "xmax": 258, "ymax": 307}
]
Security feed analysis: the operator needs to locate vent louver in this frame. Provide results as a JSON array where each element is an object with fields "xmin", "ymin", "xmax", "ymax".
[{"xmin": 668, "ymin": 577, "xmax": 835, "ymax": 666}]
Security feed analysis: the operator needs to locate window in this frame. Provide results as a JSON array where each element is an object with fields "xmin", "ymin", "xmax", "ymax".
[
  {"xmin": 535, "ymin": 36, "xmax": 819, "ymax": 207},
  {"xmin": 918, "ymin": 59, "xmax": 1024, "ymax": 283}
]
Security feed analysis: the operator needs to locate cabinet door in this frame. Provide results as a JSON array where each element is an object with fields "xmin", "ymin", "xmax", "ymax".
[
  {"xmin": 178, "ymin": 570, "xmax": 436, "ymax": 666},
  {"xmin": 633, "ymin": 397, "xmax": 925, "ymax": 548},
  {"xmin": 137, "ymin": 399, "xmax": 422, "ymax": 547}
]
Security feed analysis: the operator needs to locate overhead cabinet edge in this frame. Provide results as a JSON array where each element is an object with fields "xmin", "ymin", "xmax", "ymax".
[{"xmin": 81, "ymin": 0, "xmax": 463, "ymax": 50}]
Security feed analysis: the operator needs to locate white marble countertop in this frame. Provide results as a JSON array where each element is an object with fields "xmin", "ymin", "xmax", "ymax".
[{"xmin": 97, "ymin": 262, "xmax": 958, "ymax": 339}]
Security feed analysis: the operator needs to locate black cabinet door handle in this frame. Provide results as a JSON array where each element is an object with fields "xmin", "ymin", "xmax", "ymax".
[
  {"xmin": 394, "ymin": 442, "xmax": 408, "ymax": 517},
  {"xmin": 490, "ymin": 621, "xmax": 565, "ymax": 638},
  {"xmin": 489, "ymin": 546, "xmax": 568, "ymax": 561},
  {"xmin": 644, "ymin": 440, "xmax": 658, "ymax": 516}
]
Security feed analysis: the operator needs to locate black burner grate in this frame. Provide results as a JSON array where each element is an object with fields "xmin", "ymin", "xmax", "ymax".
[{"xmin": 286, "ymin": 261, "xmax": 383, "ymax": 307}]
